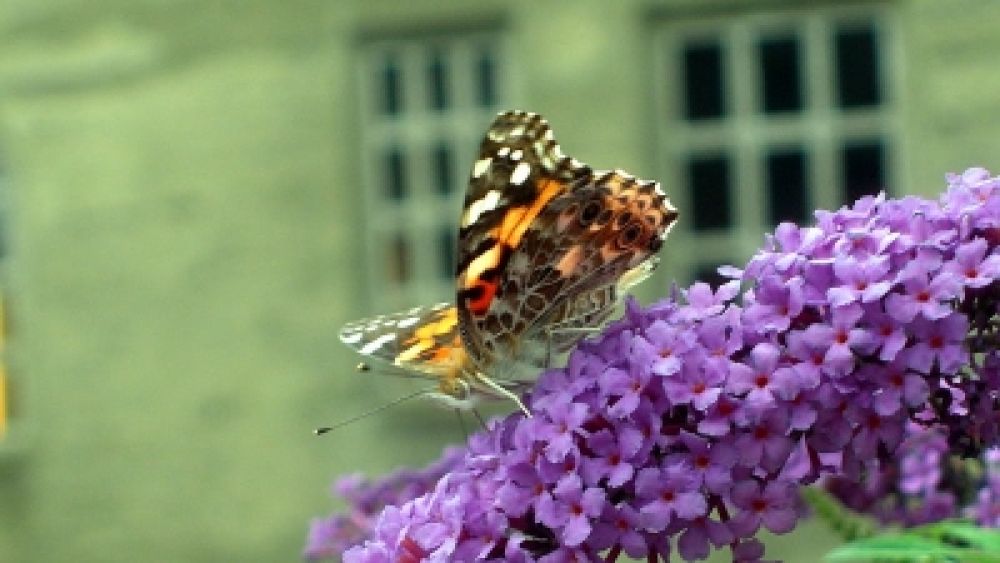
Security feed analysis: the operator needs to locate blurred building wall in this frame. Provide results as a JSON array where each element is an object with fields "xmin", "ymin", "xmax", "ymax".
[{"xmin": 0, "ymin": 0, "xmax": 999, "ymax": 561}]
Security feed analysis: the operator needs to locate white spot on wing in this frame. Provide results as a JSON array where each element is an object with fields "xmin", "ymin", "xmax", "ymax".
[
  {"xmin": 462, "ymin": 189, "xmax": 503, "ymax": 227},
  {"xmin": 510, "ymin": 162, "xmax": 531, "ymax": 185},
  {"xmin": 341, "ymin": 331, "xmax": 363, "ymax": 344},
  {"xmin": 510, "ymin": 149, "xmax": 523, "ymax": 161},
  {"xmin": 396, "ymin": 316, "xmax": 420, "ymax": 329},
  {"xmin": 359, "ymin": 333, "xmax": 396, "ymax": 355},
  {"xmin": 472, "ymin": 158, "xmax": 491, "ymax": 178}
]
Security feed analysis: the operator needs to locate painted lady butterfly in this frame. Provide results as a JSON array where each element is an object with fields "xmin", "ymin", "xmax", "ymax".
[{"xmin": 340, "ymin": 111, "xmax": 678, "ymax": 413}]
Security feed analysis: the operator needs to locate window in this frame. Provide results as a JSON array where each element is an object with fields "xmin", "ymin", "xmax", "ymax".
[
  {"xmin": 653, "ymin": 7, "xmax": 897, "ymax": 284},
  {"xmin": 358, "ymin": 33, "xmax": 507, "ymax": 310}
]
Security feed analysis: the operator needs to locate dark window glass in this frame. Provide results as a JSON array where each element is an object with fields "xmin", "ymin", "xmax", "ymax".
[
  {"xmin": 477, "ymin": 47, "xmax": 497, "ymax": 107},
  {"xmin": 433, "ymin": 142, "xmax": 453, "ymax": 196},
  {"xmin": 759, "ymin": 36, "xmax": 803, "ymax": 113},
  {"xmin": 688, "ymin": 154, "xmax": 732, "ymax": 231},
  {"xmin": 841, "ymin": 140, "xmax": 886, "ymax": 203},
  {"xmin": 387, "ymin": 233, "xmax": 410, "ymax": 285},
  {"xmin": 428, "ymin": 49, "xmax": 449, "ymax": 111},
  {"xmin": 385, "ymin": 147, "xmax": 407, "ymax": 201},
  {"xmin": 381, "ymin": 55, "xmax": 402, "ymax": 115},
  {"xmin": 693, "ymin": 263, "xmax": 731, "ymax": 289},
  {"xmin": 682, "ymin": 42, "xmax": 725, "ymax": 120},
  {"xmin": 766, "ymin": 149, "xmax": 809, "ymax": 225},
  {"xmin": 439, "ymin": 225, "xmax": 455, "ymax": 279},
  {"xmin": 835, "ymin": 25, "xmax": 881, "ymax": 108}
]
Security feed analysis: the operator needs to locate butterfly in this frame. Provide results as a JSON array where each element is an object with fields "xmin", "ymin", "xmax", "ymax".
[{"xmin": 339, "ymin": 111, "xmax": 678, "ymax": 414}]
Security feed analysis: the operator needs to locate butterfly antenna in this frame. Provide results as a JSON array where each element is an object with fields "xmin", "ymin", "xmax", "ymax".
[{"xmin": 314, "ymin": 387, "xmax": 434, "ymax": 436}]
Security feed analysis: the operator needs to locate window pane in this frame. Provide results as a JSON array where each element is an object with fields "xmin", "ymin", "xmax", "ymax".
[
  {"xmin": 387, "ymin": 233, "xmax": 410, "ymax": 285},
  {"xmin": 766, "ymin": 149, "xmax": 809, "ymax": 225},
  {"xmin": 439, "ymin": 225, "xmax": 455, "ymax": 280},
  {"xmin": 477, "ymin": 47, "xmax": 498, "ymax": 107},
  {"xmin": 428, "ymin": 49, "xmax": 449, "ymax": 111},
  {"xmin": 835, "ymin": 25, "xmax": 881, "ymax": 108},
  {"xmin": 381, "ymin": 55, "xmax": 402, "ymax": 115},
  {"xmin": 385, "ymin": 147, "xmax": 407, "ymax": 201},
  {"xmin": 432, "ymin": 142, "xmax": 453, "ymax": 196},
  {"xmin": 759, "ymin": 36, "xmax": 803, "ymax": 113},
  {"xmin": 682, "ymin": 42, "xmax": 725, "ymax": 120},
  {"xmin": 841, "ymin": 140, "xmax": 886, "ymax": 203},
  {"xmin": 688, "ymin": 154, "xmax": 732, "ymax": 231}
]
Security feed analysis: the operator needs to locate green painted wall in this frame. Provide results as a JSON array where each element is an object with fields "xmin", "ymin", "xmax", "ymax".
[{"xmin": 0, "ymin": 1, "xmax": 998, "ymax": 562}]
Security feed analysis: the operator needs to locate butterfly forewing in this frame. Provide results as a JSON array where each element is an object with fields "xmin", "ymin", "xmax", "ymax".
[{"xmin": 339, "ymin": 304, "xmax": 464, "ymax": 375}]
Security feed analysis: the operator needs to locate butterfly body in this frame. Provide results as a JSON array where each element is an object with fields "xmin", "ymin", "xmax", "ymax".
[{"xmin": 340, "ymin": 111, "xmax": 678, "ymax": 411}]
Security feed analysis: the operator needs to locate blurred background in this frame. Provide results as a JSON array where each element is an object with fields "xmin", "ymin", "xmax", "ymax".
[{"xmin": 1, "ymin": 0, "xmax": 999, "ymax": 561}]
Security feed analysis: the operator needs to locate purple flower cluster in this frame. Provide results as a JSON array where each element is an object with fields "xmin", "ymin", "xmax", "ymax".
[
  {"xmin": 305, "ymin": 447, "xmax": 466, "ymax": 559},
  {"xmin": 310, "ymin": 167, "xmax": 1000, "ymax": 562}
]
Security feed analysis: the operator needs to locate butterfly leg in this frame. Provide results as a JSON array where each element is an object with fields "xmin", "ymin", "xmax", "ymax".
[
  {"xmin": 455, "ymin": 408, "xmax": 470, "ymax": 440},
  {"xmin": 474, "ymin": 373, "xmax": 531, "ymax": 417},
  {"xmin": 471, "ymin": 408, "xmax": 488, "ymax": 431}
]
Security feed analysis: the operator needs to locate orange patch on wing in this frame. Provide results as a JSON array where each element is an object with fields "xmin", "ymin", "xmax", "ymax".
[
  {"xmin": 461, "ymin": 177, "xmax": 566, "ymax": 302},
  {"xmin": 397, "ymin": 308, "xmax": 459, "ymax": 364},
  {"xmin": 555, "ymin": 245, "xmax": 583, "ymax": 276},
  {"xmin": 499, "ymin": 178, "xmax": 564, "ymax": 248}
]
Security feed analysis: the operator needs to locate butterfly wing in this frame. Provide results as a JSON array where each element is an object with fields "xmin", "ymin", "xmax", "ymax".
[
  {"xmin": 339, "ymin": 304, "xmax": 469, "ymax": 386},
  {"xmin": 455, "ymin": 112, "xmax": 679, "ymax": 376}
]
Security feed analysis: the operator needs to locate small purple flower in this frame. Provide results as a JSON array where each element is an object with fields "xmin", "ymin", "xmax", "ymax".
[
  {"xmin": 590, "ymin": 503, "xmax": 648, "ymax": 558},
  {"xmin": 944, "ymin": 237, "xmax": 1000, "ymax": 288},
  {"xmin": 599, "ymin": 365, "xmax": 649, "ymax": 418},
  {"xmin": 730, "ymin": 481, "xmax": 798, "ymax": 536},
  {"xmin": 644, "ymin": 320, "xmax": 697, "ymax": 377},
  {"xmin": 581, "ymin": 426, "xmax": 642, "ymax": 488},
  {"xmin": 827, "ymin": 255, "xmax": 893, "ymax": 307},
  {"xmin": 678, "ymin": 514, "xmax": 735, "ymax": 561},
  {"xmin": 635, "ymin": 463, "xmax": 708, "ymax": 531},
  {"xmin": 904, "ymin": 313, "xmax": 968, "ymax": 374},
  {"xmin": 886, "ymin": 271, "xmax": 962, "ymax": 322},
  {"xmin": 745, "ymin": 275, "xmax": 805, "ymax": 332},
  {"xmin": 734, "ymin": 409, "xmax": 794, "ymax": 473},
  {"xmin": 537, "ymin": 398, "xmax": 590, "ymax": 462},
  {"xmin": 727, "ymin": 342, "xmax": 788, "ymax": 408},
  {"xmin": 862, "ymin": 304, "xmax": 908, "ymax": 361},
  {"xmin": 664, "ymin": 360, "xmax": 726, "ymax": 411},
  {"xmin": 536, "ymin": 474, "xmax": 606, "ymax": 547}
]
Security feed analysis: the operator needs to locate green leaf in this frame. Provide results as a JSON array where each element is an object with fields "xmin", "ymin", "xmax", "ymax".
[
  {"xmin": 910, "ymin": 521, "xmax": 1000, "ymax": 553},
  {"xmin": 825, "ymin": 525, "xmax": 1000, "ymax": 562}
]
